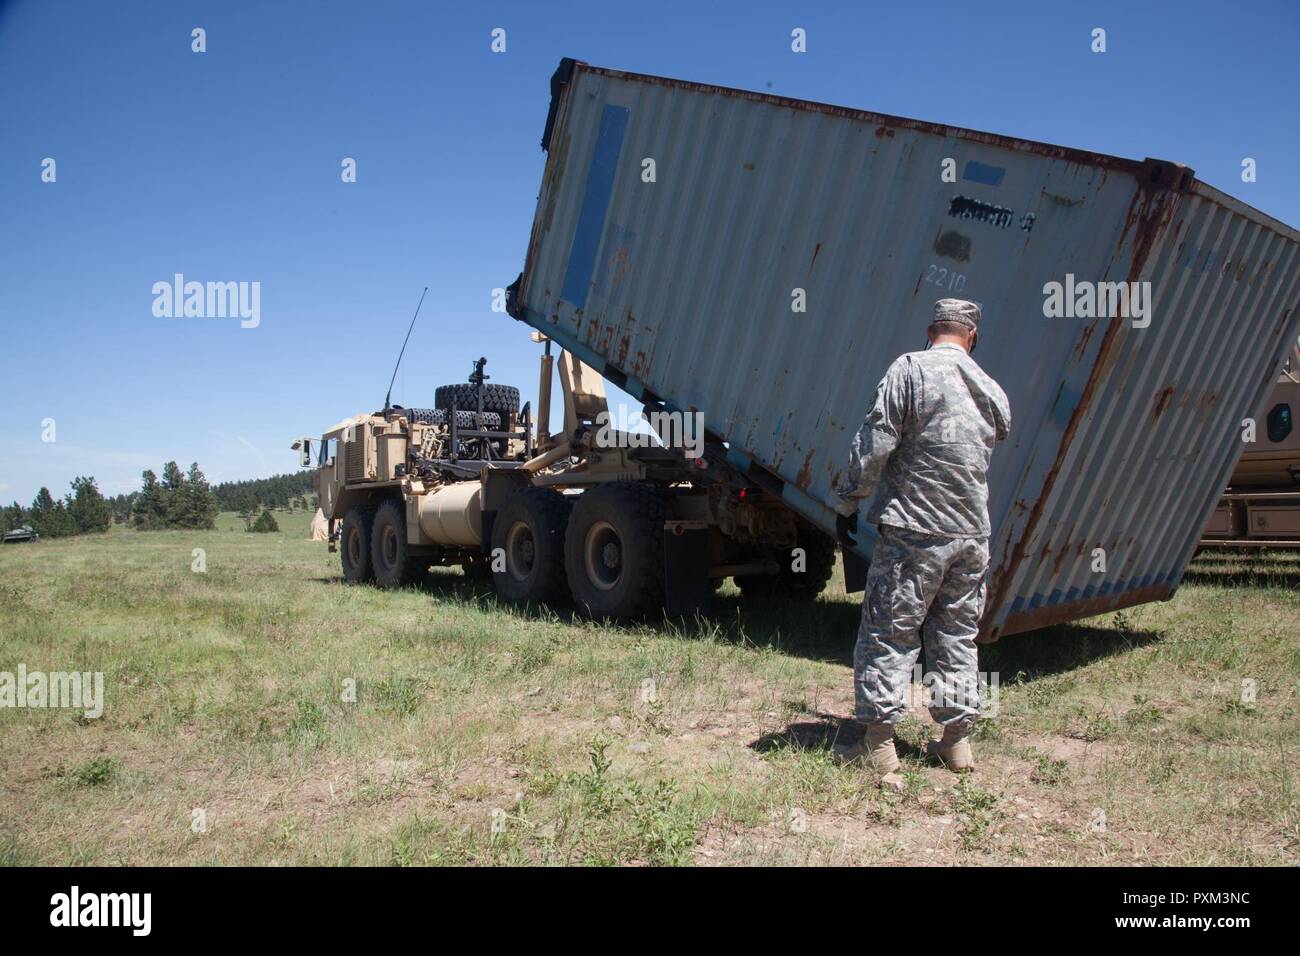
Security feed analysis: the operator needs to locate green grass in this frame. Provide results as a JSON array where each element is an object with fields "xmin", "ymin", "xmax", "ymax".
[{"xmin": 0, "ymin": 519, "xmax": 1296, "ymax": 865}]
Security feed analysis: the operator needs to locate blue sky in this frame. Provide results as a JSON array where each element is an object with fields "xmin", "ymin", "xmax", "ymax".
[{"xmin": 1, "ymin": 0, "xmax": 1296, "ymax": 503}]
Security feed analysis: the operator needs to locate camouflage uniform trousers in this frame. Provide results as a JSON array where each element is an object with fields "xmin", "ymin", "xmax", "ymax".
[{"xmin": 853, "ymin": 524, "xmax": 990, "ymax": 729}]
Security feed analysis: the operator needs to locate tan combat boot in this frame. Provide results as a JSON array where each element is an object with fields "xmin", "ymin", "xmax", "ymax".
[
  {"xmin": 926, "ymin": 725, "xmax": 975, "ymax": 772},
  {"xmin": 832, "ymin": 722, "xmax": 900, "ymax": 773}
]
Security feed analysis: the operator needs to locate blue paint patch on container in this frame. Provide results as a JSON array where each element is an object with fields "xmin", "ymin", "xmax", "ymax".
[
  {"xmin": 962, "ymin": 160, "xmax": 1005, "ymax": 187},
  {"xmin": 561, "ymin": 105, "xmax": 631, "ymax": 310}
]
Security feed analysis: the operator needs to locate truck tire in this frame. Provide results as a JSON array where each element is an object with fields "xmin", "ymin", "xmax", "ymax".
[
  {"xmin": 435, "ymin": 383, "xmax": 520, "ymax": 422},
  {"xmin": 439, "ymin": 408, "xmax": 501, "ymax": 429},
  {"xmin": 565, "ymin": 483, "xmax": 665, "ymax": 620},
  {"xmin": 491, "ymin": 487, "xmax": 572, "ymax": 605},
  {"xmin": 736, "ymin": 526, "xmax": 836, "ymax": 599},
  {"xmin": 405, "ymin": 407, "xmax": 501, "ymax": 429},
  {"xmin": 438, "ymin": 408, "xmax": 507, "ymax": 459},
  {"xmin": 340, "ymin": 504, "xmax": 376, "ymax": 583},
  {"xmin": 370, "ymin": 498, "xmax": 425, "ymax": 588}
]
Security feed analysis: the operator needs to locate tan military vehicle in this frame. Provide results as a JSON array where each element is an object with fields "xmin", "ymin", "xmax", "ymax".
[
  {"xmin": 295, "ymin": 338, "xmax": 836, "ymax": 618},
  {"xmin": 1201, "ymin": 337, "xmax": 1300, "ymax": 547}
]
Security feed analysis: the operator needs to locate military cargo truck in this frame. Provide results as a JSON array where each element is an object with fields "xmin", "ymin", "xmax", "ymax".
[{"xmin": 298, "ymin": 347, "xmax": 836, "ymax": 619}]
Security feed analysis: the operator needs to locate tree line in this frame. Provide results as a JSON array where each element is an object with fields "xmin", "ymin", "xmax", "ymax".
[
  {"xmin": 2, "ymin": 463, "xmax": 221, "ymax": 537},
  {"xmin": 3, "ymin": 466, "xmax": 315, "ymax": 539},
  {"xmin": 211, "ymin": 471, "xmax": 316, "ymax": 513},
  {"xmin": 2, "ymin": 477, "xmax": 113, "ymax": 538}
]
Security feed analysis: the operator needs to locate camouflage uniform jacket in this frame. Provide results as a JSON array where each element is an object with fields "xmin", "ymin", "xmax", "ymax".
[{"xmin": 836, "ymin": 344, "xmax": 1011, "ymax": 538}]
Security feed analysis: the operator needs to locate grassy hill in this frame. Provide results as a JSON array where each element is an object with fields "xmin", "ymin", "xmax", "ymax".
[{"xmin": 212, "ymin": 508, "xmax": 315, "ymax": 536}]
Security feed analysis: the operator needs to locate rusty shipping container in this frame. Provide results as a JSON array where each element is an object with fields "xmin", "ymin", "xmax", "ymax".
[{"xmin": 506, "ymin": 59, "xmax": 1300, "ymax": 641}]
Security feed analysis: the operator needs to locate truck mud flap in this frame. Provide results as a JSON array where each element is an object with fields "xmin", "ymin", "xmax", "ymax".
[
  {"xmin": 841, "ymin": 547, "xmax": 868, "ymax": 594},
  {"xmin": 663, "ymin": 526, "xmax": 710, "ymax": 618},
  {"xmin": 837, "ymin": 513, "xmax": 869, "ymax": 593}
]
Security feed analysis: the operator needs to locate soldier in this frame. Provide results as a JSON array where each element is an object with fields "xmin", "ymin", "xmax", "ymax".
[{"xmin": 829, "ymin": 298, "xmax": 1010, "ymax": 774}]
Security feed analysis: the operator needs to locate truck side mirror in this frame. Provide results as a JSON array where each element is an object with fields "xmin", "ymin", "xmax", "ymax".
[{"xmin": 299, "ymin": 440, "xmax": 312, "ymax": 469}]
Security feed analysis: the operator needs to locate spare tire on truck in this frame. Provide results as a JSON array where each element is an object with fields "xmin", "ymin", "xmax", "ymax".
[
  {"xmin": 403, "ymin": 407, "xmax": 502, "ymax": 429},
  {"xmin": 491, "ymin": 487, "xmax": 572, "ymax": 605},
  {"xmin": 434, "ymin": 383, "xmax": 520, "ymax": 423},
  {"xmin": 564, "ymin": 483, "xmax": 666, "ymax": 620}
]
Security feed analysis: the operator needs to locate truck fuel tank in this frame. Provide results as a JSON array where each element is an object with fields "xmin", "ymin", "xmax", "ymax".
[{"xmin": 414, "ymin": 481, "xmax": 482, "ymax": 548}]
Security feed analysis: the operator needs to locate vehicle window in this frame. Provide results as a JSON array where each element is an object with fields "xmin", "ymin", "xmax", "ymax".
[{"xmin": 1266, "ymin": 403, "xmax": 1293, "ymax": 443}]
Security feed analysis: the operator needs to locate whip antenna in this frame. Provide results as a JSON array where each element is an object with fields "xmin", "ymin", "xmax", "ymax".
[{"xmin": 384, "ymin": 286, "xmax": 428, "ymax": 410}]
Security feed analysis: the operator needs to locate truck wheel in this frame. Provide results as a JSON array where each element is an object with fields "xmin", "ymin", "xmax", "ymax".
[
  {"xmin": 491, "ymin": 488, "xmax": 572, "ymax": 605},
  {"xmin": 340, "ymin": 504, "xmax": 376, "ymax": 583},
  {"xmin": 435, "ymin": 383, "xmax": 520, "ymax": 422},
  {"xmin": 370, "ymin": 498, "xmax": 424, "ymax": 588},
  {"xmin": 565, "ymin": 483, "xmax": 665, "ymax": 620},
  {"xmin": 736, "ymin": 526, "xmax": 836, "ymax": 599}
]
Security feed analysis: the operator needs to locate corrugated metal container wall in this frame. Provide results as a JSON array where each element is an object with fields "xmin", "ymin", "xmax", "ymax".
[{"xmin": 509, "ymin": 60, "xmax": 1300, "ymax": 640}]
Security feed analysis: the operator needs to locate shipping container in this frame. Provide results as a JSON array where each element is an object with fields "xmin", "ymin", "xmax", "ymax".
[{"xmin": 507, "ymin": 59, "xmax": 1300, "ymax": 640}]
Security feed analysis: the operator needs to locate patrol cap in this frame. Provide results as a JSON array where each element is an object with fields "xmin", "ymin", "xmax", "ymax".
[{"xmin": 933, "ymin": 298, "xmax": 981, "ymax": 330}]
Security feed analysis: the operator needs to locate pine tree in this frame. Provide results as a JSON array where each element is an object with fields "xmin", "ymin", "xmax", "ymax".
[
  {"xmin": 1, "ymin": 502, "xmax": 22, "ymax": 534},
  {"xmin": 29, "ymin": 487, "xmax": 74, "ymax": 538},
  {"xmin": 161, "ymin": 461, "xmax": 185, "ymax": 492},
  {"xmin": 134, "ymin": 470, "xmax": 167, "ymax": 529},
  {"xmin": 178, "ymin": 463, "xmax": 219, "ymax": 529},
  {"xmin": 161, "ymin": 461, "xmax": 187, "ymax": 526},
  {"xmin": 29, "ymin": 487, "xmax": 54, "ymax": 534},
  {"xmin": 67, "ymin": 476, "xmax": 112, "ymax": 534},
  {"xmin": 250, "ymin": 509, "xmax": 279, "ymax": 533}
]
